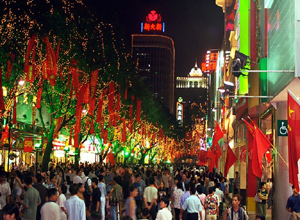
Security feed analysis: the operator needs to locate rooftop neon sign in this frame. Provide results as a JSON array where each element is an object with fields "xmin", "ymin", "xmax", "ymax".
[{"xmin": 141, "ymin": 10, "xmax": 165, "ymax": 33}]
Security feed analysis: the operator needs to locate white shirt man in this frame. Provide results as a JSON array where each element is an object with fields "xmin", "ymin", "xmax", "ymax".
[
  {"xmin": 73, "ymin": 169, "xmax": 83, "ymax": 184},
  {"xmin": 41, "ymin": 188, "xmax": 61, "ymax": 220},
  {"xmin": 0, "ymin": 171, "xmax": 11, "ymax": 208},
  {"xmin": 65, "ymin": 185, "xmax": 86, "ymax": 220},
  {"xmin": 215, "ymin": 185, "xmax": 224, "ymax": 206}
]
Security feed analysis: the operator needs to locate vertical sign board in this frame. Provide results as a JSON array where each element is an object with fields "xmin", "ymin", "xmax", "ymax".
[
  {"xmin": 24, "ymin": 137, "xmax": 33, "ymax": 153},
  {"xmin": 176, "ymin": 101, "xmax": 183, "ymax": 126}
]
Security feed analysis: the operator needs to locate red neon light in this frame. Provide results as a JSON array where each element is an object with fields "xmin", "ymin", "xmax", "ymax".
[
  {"xmin": 146, "ymin": 10, "xmax": 162, "ymax": 22},
  {"xmin": 144, "ymin": 23, "xmax": 162, "ymax": 31}
]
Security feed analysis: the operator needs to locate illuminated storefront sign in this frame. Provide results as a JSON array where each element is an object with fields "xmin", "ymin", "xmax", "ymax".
[
  {"xmin": 176, "ymin": 98, "xmax": 183, "ymax": 126},
  {"xmin": 141, "ymin": 10, "xmax": 165, "ymax": 33}
]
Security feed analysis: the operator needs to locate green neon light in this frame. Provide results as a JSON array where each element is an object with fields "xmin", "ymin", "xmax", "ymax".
[{"xmin": 237, "ymin": 0, "xmax": 250, "ymax": 95}]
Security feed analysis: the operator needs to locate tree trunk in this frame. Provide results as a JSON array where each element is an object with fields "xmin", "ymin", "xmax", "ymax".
[
  {"xmin": 139, "ymin": 153, "xmax": 146, "ymax": 165},
  {"xmin": 41, "ymin": 126, "xmax": 55, "ymax": 171},
  {"xmin": 75, "ymin": 149, "xmax": 80, "ymax": 168}
]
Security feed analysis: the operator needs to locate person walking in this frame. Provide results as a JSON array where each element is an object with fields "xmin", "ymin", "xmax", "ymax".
[
  {"xmin": 22, "ymin": 176, "xmax": 41, "ymax": 220},
  {"xmin": 90, "ymin": 177, "xmax": 101, "ymax": 220},
  {"xmin": 256, "ymin": 182, "xmax": 268, "ymax": 218},
  {"xmin": 40, "ymin": 188, "xmax": 61, "ymax": 220},
  {"xmin": 180, "ymin": 186, "xmax": 203, "ymax": 220},
  {"xmin": 156, "ymin": 196, "xmax": 172, "ymax": 220},
  {"xmin": 57, "ymin": 185, "xmax": 68, "ymax": 220},
  {"xmin": 204, "ymin": 187, "xmax": 219, "ymax": 220},
  {"xmin": 110, "ymin": 177, "xmax": 122, "ymax": 220},
  {"xmin": 143, "ymin": 177, "xmax": 158, "ymax": 220},
  {"xmin": 172, "ymin": 182, "xmax": 184, "ymax": 220},
  {"xmin": 98, "ymin": 174, "xmax": 106, "ymax": 220},
  {"xmin": 34, "ymin": 174, "xmax": 48, "ymax": 220},
  {"xmin": 180, "ymin": 183, "xmax": 191, "ymax": 220},
  {"xmin": 125, "ymin": 185, "xmax": 138, "ymax": 220},
  {"xmin": 222, "ymin": 194, "xmax": 248, "ymax": 220},
  {"xmin": 286, "ymin": 185, "xmax": 300, "ymax": 219},
  {"xmin": 65, "ymin": 184, "xmax": 86, "ymax": 220}
]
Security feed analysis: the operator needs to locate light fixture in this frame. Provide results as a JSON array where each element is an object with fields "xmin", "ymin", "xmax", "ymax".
[
  {"xmin": 18, "ymin": 80, "xmax": 25, "ymax": 86},
  {"xmin": 232, "ymin": 50, "xmax": 248, "ymax": 77},
  {"xmin": 218, "ymin": 86, "xmax": 225, "ymax": 93},
  {"xmin": 224, "ymin": 81, "xmax": 234, "ymax": 87},
  {"xmin": 82, "ymin": 109, "xmax": 88, "ymax": 114}
]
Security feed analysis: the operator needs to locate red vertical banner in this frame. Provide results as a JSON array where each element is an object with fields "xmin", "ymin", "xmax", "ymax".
[
  {"xmin": 122, "ymin": 118, "xmax": 126, "ymax": 142},
  {"xmin": 36, "ymin": 85, "xmax": 43, "ymax": 109},
  {"xmin": 90, "ymin": 70, "xmax": 98, "ymax": 100},
  {"xmin": 136, "ymin": 99, "xmax": 141, "ymax": 122},
  {"xmin": 24, "ymin": 137, "xmax": 33, "ymax": 153},
  {"xmin": 104, "ymin": 129, "xmax": 108, "ymax": 144},
  {"xmin": 108, "ymin": 82, "xmax": 115, "ymax": 114},
  {"xmin": 13, "ymin": 97, "xmax": 17, "ymax": 124},
  {"xmin": 96, "ymin": 96, "xmax": 103, "ymax": 122},
  {"xmin": 0, "ymin": 69, "xmax": 5, "ymax": 111},
  {"xmin": 73, "ymin": 85, "xmax": 87, "ymax": 148}
]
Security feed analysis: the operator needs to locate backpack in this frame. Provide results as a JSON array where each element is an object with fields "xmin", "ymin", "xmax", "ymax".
[{"xmin": 84, "ymin": 178, "xmax": 92, "ymax": 196}]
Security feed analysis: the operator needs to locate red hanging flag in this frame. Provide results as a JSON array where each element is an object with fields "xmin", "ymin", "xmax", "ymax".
[
  {"xmin": 242, "ymin": 118, "xmax": 271, "ymax": 178},
  {"xmin": 224, "ymin": 146, "xmax": 237, "ymax": 177},
  {"xmin": 288, "ymin": 90, "xmax": 300, "ymax": 191},
  {"xmin": 214, "ymin": 143, "xmax": 222, "ymax": 168},
  {"xmin": 107, "ymin": 151, "xmax": 115, "ymax": 166},
  {"xmin": 136, "ymin": 99, "xmax": 142, "ymax": 122},
  {"xmin": 211, "ymin": 121, "xmax": 224, "ymax": 148}
]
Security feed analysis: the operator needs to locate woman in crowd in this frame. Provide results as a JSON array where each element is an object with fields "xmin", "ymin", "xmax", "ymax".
[{"xmin": 125, "ymin": 185, "xmax": 138, "ymax": 220}]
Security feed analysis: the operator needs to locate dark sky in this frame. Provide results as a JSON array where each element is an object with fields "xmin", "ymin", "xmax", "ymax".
[{"xmin": 84, "ymin": 0, "xmax": 224, "ymax": 77}]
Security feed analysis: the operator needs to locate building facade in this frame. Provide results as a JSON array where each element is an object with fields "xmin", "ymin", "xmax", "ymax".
[
  {"xmin": 131, "ymin": 34, "xmax": 175, "ymax": 114},
  {"xmin": 175, "ymin": 62, "xmax": 208, "ymax": 127}
]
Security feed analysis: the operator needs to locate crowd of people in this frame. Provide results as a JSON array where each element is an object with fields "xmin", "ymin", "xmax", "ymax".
[{"xmin": 0, "ymin": 161, "xmax": 277, "ymax": 220}]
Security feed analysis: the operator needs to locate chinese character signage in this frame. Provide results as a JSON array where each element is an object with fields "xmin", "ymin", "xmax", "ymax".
[
  {"xmin": 176, "ymin": 101, "xmax": 183, "ymax": 126},
  {"xmin": 141, "ymin": 10, "xmax": 165, "ymax": 33},
  {"xmin": 24, "ymin": 137, "xmax": 33, "ymax": 153}
]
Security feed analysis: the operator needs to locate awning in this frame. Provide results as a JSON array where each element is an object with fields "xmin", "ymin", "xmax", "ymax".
[{"xmin": 270, "ymin": 77, "xmax": 300, "ymax": 104}]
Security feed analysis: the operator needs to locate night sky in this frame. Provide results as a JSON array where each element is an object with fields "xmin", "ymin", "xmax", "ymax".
[{"xmin": 84, "ymin": 0, "xmax": 224, "ymax": 77}]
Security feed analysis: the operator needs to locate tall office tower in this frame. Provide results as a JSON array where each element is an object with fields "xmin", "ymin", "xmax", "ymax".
[{"xmin": 131, "ymin": 10, "xmax": 175, "ymax": 114}]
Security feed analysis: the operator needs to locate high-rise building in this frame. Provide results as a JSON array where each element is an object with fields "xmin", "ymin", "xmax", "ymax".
[{"xmin": 131, "ymin": 10, "xmax": 175, "ymax": 114}]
